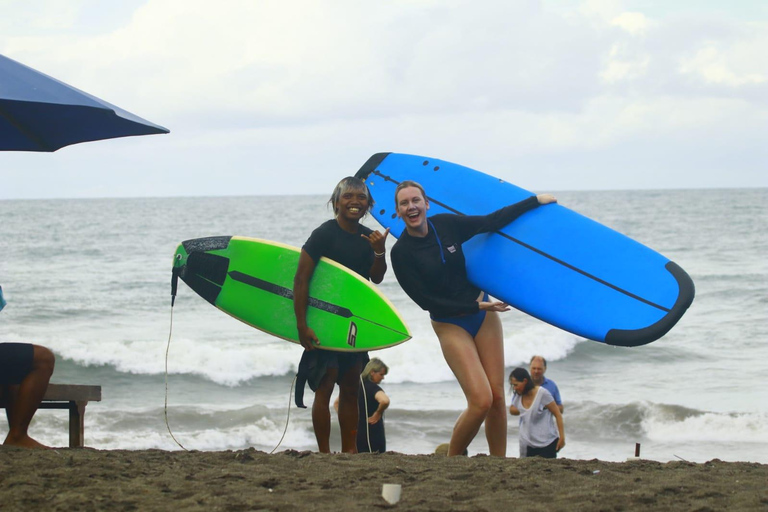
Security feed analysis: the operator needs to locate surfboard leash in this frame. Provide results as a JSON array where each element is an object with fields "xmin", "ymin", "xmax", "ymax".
[
  {"xmin": 269, "ymin": 375, "xmax": 297, "ymax": 454},
  {"xmin": 360, "ymin": 375, "xmax": 372, "ymax": 453},
  {"xmin": 164, "ymin": 303, "xmax": 189, "ymax": 451}
]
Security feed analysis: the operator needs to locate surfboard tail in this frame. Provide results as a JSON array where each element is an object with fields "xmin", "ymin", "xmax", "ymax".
[
  {"xmin": 355, "ymin": 152, "xmax": 391, "ymax": 181},
  {"xmin": 604, "ymin": 261, "xmax": 695, "ymax": 347}
]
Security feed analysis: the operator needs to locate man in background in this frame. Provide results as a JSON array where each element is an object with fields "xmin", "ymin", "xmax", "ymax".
[{"xmin": 529, "ymin": 355, "xmax": 563, "ymax": 413}]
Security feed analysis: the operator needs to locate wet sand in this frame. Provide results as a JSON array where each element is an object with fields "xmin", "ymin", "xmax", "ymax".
[{"xmin": 1, "ymin": 447, "xmax": 766, "ymax": 511}]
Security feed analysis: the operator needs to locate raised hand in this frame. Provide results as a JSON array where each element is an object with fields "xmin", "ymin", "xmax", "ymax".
[
  {"xmin": 537, "ymin": 194, "xmax": 557, "ymax": 205},
  {"xmin": 361, "ymin": 227, "xmax": 391, "ymax": 255}
]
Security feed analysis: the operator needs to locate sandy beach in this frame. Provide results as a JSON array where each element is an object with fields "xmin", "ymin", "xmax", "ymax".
[{"xmin": 1, "ymin": 447, "xmax": 766, "ymax": 511}]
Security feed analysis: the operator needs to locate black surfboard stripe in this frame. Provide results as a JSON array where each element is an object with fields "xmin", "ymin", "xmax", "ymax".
[
  {"xmin": 228, "ymin": 271, "xmax": 353, "ymax": 317},
  {"xmin": 228, "ymin": 271, "xmax": 410, "ymax": 337}
]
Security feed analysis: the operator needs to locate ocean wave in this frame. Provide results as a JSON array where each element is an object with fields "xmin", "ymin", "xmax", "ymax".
[{"xmin": 568, "ymin": 401, "xmax": 768, "ymax": 444}]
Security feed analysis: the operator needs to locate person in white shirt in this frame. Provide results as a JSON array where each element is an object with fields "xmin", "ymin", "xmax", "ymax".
[{"xmin": 509, "ymin": 367, "xmax": 565, "ymax": 458}]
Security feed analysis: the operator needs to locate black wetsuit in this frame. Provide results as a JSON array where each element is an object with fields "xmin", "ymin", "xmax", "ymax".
[
  {"xmin": 391, "ymin": 196, "xmax": 540, "ymax": 318},
  {"xmin": 356, "ymin": 378, "xmax": 386, "ymax": 453}
]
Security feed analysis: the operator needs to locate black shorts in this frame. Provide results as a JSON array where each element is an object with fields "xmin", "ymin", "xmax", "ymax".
[
  {"xmin": 0, "ymin": 343, "xmax": 34, "ymax": 385},
  {"xmin": 527, "ymin": 438, "xmax": 559, "ymax": 459},
  {"xmin": 294, "ymin": 350, "xmax": 369, "ymax": 408}
]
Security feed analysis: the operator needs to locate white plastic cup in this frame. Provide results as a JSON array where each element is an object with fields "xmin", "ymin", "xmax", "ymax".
[{"xmin": 382, "ymin": 484, "xmax": 402, "ymax": 505}]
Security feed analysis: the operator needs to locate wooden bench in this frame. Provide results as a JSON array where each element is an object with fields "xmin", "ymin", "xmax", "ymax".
[{"xmin": 1, "ymin": 383, "xmax": 101, "ymax": 448}]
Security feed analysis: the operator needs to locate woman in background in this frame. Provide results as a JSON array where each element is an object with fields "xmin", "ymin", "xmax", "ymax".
[
  {"xmin": 508, "ymin": 367, "xmax": 565, "ymax": 458},
  {"xmin": 356, "ymin": 358, "xmax": 390, "ymax": 453}
]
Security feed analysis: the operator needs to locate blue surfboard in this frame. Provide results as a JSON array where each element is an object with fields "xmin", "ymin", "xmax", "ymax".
[{"xmin": 356, "ymin": 153, "xmax": 695, "ymax": 347}]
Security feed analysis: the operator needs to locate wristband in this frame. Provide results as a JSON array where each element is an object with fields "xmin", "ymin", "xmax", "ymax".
[{"xmin": 374, "ymin": 251, "xmax": 386, "ymax": 258}]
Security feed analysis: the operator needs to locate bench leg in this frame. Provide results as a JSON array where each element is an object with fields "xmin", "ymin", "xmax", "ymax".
[{"xmin": 68, "ymin": 401, "xmax": 88, "ymax": 448}]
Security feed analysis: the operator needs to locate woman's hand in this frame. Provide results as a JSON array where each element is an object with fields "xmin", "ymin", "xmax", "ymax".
[
  {"xmin": 479, "ymin": 300, "xmax": 511, "ymax": 312},
  {"xmin": 298, "ymin": 325, "xmax": 319, "ymax": 350},
  {"xmin": 536, "ymin": 194, "xmax": 557, "ymax": 205},
  {"xmin": 556, "ymin": 437, "xmax": 566, "ymax": 452},
  {"xmin": 368, "ymin": 411, "xmax": 382, "ymax": 425},
  {"xmin": 362, "ymin": 228, "xmax": 391, "ymax": 255}
]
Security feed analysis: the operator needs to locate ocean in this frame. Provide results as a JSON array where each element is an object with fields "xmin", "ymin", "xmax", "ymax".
[{"xmin": 1, "ymin": 189, "xmax": 766, "ymax": 463}]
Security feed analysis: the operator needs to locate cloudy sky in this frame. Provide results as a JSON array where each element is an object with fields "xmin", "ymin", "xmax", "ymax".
[{"xmin": 1, "ymin": 0, "xmax": 766, "ymax": 199}]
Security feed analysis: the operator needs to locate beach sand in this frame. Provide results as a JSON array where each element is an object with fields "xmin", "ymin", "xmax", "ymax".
[{"xmin": 1, "ymin": 447, "xmax": 766, "ymax": 511}]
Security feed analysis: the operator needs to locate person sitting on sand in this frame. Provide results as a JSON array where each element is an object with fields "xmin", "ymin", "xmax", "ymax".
[
  {"xmin": 508, "ymin": 367, "xmax": 565, "ymax": 458},
  {"xmin": 0, "ymin": 285, "xmax": 56, "ymax": 449}
]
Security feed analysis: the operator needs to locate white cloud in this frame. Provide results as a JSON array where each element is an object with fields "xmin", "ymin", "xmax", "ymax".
[
  {"xmin": 611, "ymin": 12, "xmax": 652, "ymax": 36},
  {"xmin": 1, "ymin": 0, "xmax": 767, "ymax": 198},
  {"xmin": 679, "ymin": 37, "xmax": 768, "ymax": 87}
]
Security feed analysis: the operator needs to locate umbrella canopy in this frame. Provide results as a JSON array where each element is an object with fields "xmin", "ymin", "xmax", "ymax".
[{"xmin": 0, "ymin": 54, "xmax": 169, "ymax": 152}]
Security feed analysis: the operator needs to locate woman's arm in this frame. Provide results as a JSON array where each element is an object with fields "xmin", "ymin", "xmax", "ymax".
[
  {"xmin": 452, "ymin": 193, "xmax": 558, "ymax": 242},
  {"xmin": 362, "ymin": 228, "xmax": 390, "ymax": 284},
  {"xmin": 293, "ymin": 250, "xmax": 319, "ymax": 350},
  {"xmin": 368, "ymin": 390, "xmax": 390, "ymax": 425},
  {"xmin": 546, "ymin": 401, "xmax": 566, "ymax": 451}
]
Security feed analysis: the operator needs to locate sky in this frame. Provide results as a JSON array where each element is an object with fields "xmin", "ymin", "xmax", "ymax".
[{"xmin": 1, "ymin": 0, "xmax": 767, "ymax": 199}]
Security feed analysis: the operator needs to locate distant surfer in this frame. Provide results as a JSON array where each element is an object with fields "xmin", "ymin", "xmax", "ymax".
[
  {"xmin": 390, "ymin": 181, "xmax": 557, "ymax": 457},
  {"xmin": 0, "ymin": 285, "xmax": 56, "ymax": 449},
  {"xmin": 293, "ymin": 177, "xmax": 390, "ymax": 453}
]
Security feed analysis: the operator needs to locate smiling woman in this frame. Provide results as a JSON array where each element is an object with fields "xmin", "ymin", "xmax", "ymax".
[{"xmin": 292, "ymin": 176, "xmax": 391, "ymax": 454}]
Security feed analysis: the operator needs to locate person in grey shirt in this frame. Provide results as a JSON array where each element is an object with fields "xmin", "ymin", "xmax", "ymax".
[{"xmin": 509, "ymin": 367, "xmax": 565, "ymax": 458}]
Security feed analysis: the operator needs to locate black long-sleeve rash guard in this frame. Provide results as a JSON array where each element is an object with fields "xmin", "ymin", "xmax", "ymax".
[{"xmin": 391, "ymin": 195, "xmax": 540, "ymax": 318}]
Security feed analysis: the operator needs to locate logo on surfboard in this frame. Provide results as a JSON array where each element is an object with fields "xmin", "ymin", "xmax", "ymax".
[{"xmin": 347, "ymin": 322, "xmax": 358, "ymax": 348}]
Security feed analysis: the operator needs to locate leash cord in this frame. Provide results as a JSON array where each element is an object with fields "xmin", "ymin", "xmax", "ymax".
[
  {"xmin": 360, "ymin": 375, "xmax": 372, "ymax": 453},
  {"xmin": 269, "ymin": 375, "xmax": 297, "ymax": 454},
  {"xmin": 164, "ymin": 305, "xmax": 188, "ymax": 451}
]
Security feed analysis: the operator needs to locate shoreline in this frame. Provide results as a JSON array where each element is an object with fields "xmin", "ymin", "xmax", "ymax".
[{"xmin": 1, "ymin": 447, "xmax": 766, "ymax": 511}]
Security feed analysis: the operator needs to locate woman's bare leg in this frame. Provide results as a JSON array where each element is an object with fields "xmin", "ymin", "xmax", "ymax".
[
  {"xmin": 337, "ymin": 359, "xmax": 362, "ymax": 454},
  {"xmin": 433, "ymin": 321, "xmax": 493, "ymax": 457},
  {"xmin": 312, "ymin": 368, "xmax": 338, "ymax": 453},
  {"xmin": 473, "ymin": 311, "xmax": 507, "ymax": 457}
]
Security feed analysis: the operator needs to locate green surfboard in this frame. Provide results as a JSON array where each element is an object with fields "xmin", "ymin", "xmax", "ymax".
[{"xmin": 172, "ymin": 236, "xmax": 411, "ymax": 352}]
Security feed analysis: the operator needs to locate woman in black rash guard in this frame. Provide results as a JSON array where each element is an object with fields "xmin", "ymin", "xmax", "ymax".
[{"xmin": 390, "ymin": 180, "xmax": 557, "ymax": 457}]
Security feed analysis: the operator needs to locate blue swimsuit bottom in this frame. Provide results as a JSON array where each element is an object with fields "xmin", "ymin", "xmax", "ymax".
[{"xmin": 431, "ymin": 293, "xmax": 489, "ymax": 338}]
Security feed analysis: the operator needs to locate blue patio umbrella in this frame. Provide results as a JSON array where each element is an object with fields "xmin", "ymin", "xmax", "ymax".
[{"xmin": 0, "ymin": 53, "xmax": 169, "ymax": 152}]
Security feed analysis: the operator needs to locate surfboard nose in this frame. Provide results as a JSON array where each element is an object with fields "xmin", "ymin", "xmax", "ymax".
[{"xmin": 173, "ymin": 236, "xmax": 233, "ymax": 305}]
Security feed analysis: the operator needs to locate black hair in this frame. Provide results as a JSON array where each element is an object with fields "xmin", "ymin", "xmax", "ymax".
[{"xmin": 509, "ymin": 367, "xmax": 535, "ymax": 395}]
